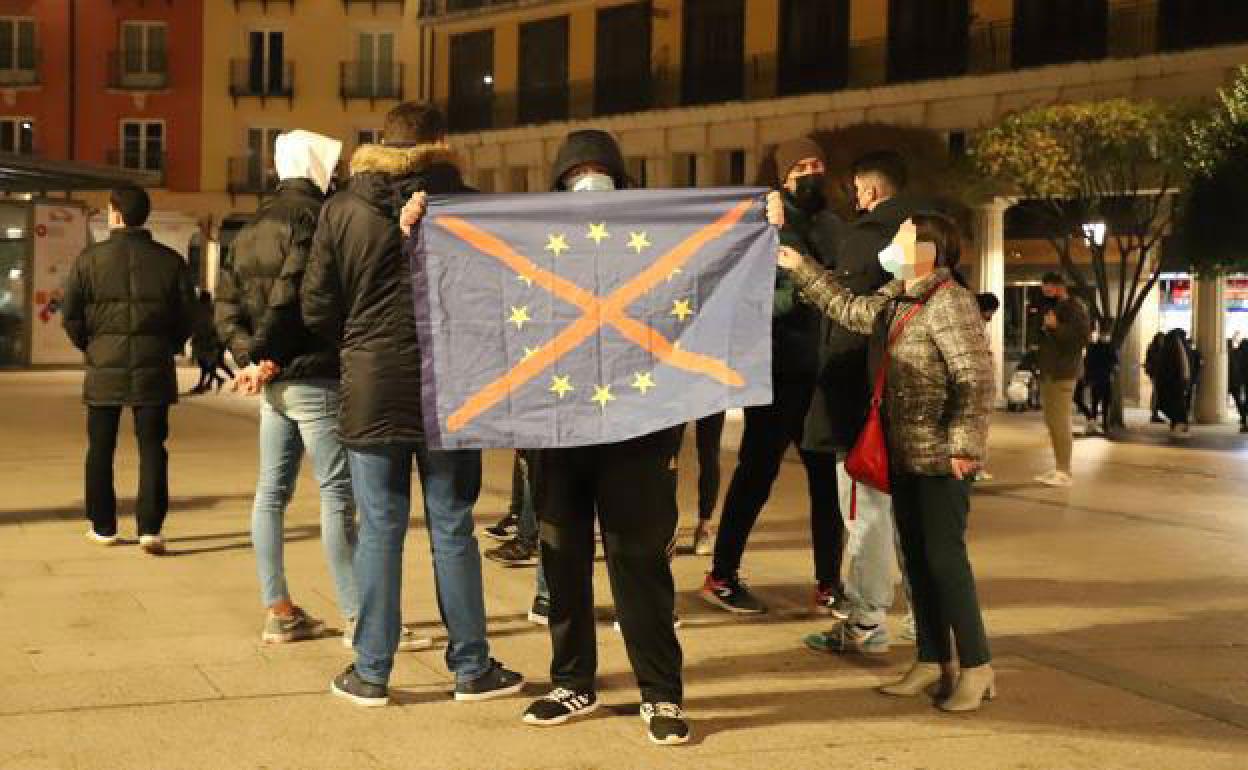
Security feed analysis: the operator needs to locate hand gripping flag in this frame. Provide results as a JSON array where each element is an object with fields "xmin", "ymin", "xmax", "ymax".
[{"xmin": 410, "ymin": 188, "xmax": 776, "ymax": 449}]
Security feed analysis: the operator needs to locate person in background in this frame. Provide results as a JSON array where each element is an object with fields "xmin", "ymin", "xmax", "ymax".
[
  {"xmin": 1229, "ymin": 331, "xmax": 1248, "ymax": 433},
  {"xmin": 190, "ymin": 290, "xmax": 233, "ymax": 394},
  {"xmin": 1145, "ymin": 332, "xmax": 1166, "ymax": 424},
  {"xmin": 782, "ymin": 213, "xmax": 996, "ymax": 713},
  {"xmin": 1155, "ymin": 328, "xmax": 1192, "ymax": 434},
  {"xmin": 686, "ymin": 412, "xmax": 726, "ymax": 555},
  {"xmin": 702, "ymin": 137, "xmax": 844, "ymax": 618},
  {"xmin": 1185, "ymin": 333, "xmax": 1203, "ymax": 423},
  {"xmin": 976, "ymin": 292, "xmax": 1000, "ymax": 325},
  {"xmin": 482, "ymin": 451, "xmax": 527, "ymax": 543},
  {"xmin": 484, "ymin": 451, "xmax": 541, "ymax": 567},
  {"xmin": 62, "ymin": 184, "xmax": 195, "ymax": 555},
  {"xmin": 1079, "ymin": 326, "xmax": 1118, "ymax": 435},
  {"xmin": 304, "ymin": 103, "xmax": 523, "ymax": 708},
  {"xmin": 1034, "ymin": 272, "xmax": 1090, "ymax": 488}
]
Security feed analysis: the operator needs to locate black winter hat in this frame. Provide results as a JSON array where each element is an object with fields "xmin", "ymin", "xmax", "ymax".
[{"xmin": 551, "ymin": 130, "xmax": 629, "ymax": 190}]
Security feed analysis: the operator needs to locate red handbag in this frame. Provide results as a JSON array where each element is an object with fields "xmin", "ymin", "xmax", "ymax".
[{"xmin": 845, "ymin": 281, "xmax": 950, "ymax": 499}]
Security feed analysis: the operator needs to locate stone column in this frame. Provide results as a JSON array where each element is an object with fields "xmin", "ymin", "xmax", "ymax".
[
  {"xmin": 1194, "ymin": 275, "xmax": 1227, "ymax": 424},
  {"xmin": 975, "ymin": 198, "xmax": 1009, "ymax": 403}
]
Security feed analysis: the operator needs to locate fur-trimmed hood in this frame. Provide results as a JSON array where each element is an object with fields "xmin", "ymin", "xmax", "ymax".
[{"xmin": 349, "ymin": 142, "xmax": 462, "ymax": 177}]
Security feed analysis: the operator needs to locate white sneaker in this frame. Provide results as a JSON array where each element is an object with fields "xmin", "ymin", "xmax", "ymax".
[
  {"xmin": 138, "ymin": 534, "xmax": 166, "ymax": 555},
  {"xmin": 85, "ymin": 529, "xmax": 119, "ymax": 546},
  {"xmin": 1036, "ymin": 470, "xmax": 1073, "ymax": 488}
]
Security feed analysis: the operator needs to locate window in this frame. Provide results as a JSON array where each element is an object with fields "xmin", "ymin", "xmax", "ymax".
[
  {"xmin": 626, "ymin": 157, "xmax": 648, "ymax": 189},
  {"xmin": 121, "ymin": 120, "xmax": 164, "ymax": 173},
  {"xmin": 356, "ymin": 128, "xmax": 382, "ymax": 147},
  {"xmin": 518, "ymin": 16, "xmax": 569, "ymax": 125},
  {"xmin": 355, "ymin": 31, "xmax": 398, "ymax": 98},
  {"xmin": 778, "ymin": 0, "xmax": 849, "ymax": 96},
  {"xmin": 1012, "ymin": 0, "xmax": 1107, "ymax": 69},
  {"xmin": 717, "ymin": 149, "xmax": 747, "ymax": 186},
  {"xmin": 0, "ymin": 117, "xmax": 34, "ymax": 155},
  {"xmin": 682, "ymin": 0, "xmax": 745, "ymax": 106},
  {"xmin": 595, "ymin": 2, "xmax": 652, "ymax": 116},
  {"xmin": 1159, "ymin": 0, "xmax": 1248, "ymax": 51},
  {"xmin": 246, "ymin": 127, "xmax": 283, "ymax": 190},
  {"xmin": 248, "ymin": 30, "xmax": 288, "ymax": 95},
  {"xmin": 672, "ymin": 153, "xmax": 698, "ymax": 188},
  {"xmin": 476, "ymin": 168, "xmax": 496, "ymax": 193},
  {"xmin": 121, "ymin": 21, "xmax": 168, "ymax": 83},
  {"xmin": 508, "ymin": 167, "xmax": 529, "ymax": 192},
  {"xmin": 448, "ymin": 29, "xmax": 494, "ymax": 132},
  {"xmin": 887, "ymin": 0, "xmax": 969, "ymax": 83},
  {"xmin": 0, "ymin": 18, "xmax": 36, "ymax": 85}
]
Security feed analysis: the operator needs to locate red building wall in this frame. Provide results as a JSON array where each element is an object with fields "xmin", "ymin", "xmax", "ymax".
[{"xmin": 0, "ymin": 0, "xmax": 203, "ymax": 193}]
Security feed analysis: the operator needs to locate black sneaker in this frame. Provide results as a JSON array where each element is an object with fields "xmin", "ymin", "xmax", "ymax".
[
  {"xmin": 454, "ymin": 659, "xmax": 525, "ymax": 702},
  {"xmin": 522, "ymin": 687, "xmax": 599, "ymax": 726},
  {"xmin": 330, "ymin": 665, "xmax": 388, "ymax": 707},
  {"xmin": 528, "ymin": 595, "xmax": 550, "ymax": 626},
  {"xmin": 641, "ymin": 702, "xmax": 690, "ymax": 745},
  {"xmin": 485, "ymin": 538, "xmax": 539, "ymax": 567},
  {"xmin": 484, "ymin": 513, "xmax": 519, "ymax": 542},
  {"xmin": 700, "ymin": 572, "xmax": 767, "ymax": 614}
]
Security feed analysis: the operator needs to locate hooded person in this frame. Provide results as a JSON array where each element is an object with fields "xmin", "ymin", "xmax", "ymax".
[
  {"xmin": 514, "ymin": 129, "xmax": 691, "ymax": 747},
  {"xmin": 301, "ymin": 103, "xmax": 524, "ymax": 708},
  {"xmin": 700, "ymin": 137, "xmax": 846, "ymax": 620},
  {"xmin": 215, "ymin": 129, "xmax": 374, "ymax": 646}
]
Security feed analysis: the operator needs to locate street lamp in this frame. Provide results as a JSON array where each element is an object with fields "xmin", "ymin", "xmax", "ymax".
[{"xmin": 1082, "ymin": 220, "xmax": 1106, "ymax": 247}]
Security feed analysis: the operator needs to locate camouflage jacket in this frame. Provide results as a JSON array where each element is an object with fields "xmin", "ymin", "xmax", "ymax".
[{"xmin": 791, "ymin": 263, "xmax": 995, "ymax": 476}]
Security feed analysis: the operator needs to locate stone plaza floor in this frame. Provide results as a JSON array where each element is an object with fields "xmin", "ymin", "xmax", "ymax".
[{"xmin": 0, "ymin": 370, "xmax": 1246, "ymax": 769}]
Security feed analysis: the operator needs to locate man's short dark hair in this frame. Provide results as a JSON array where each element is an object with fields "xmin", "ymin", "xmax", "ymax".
[
  {"xmin": 109, "ymin": 184, "xmax": 150, "ymax": 227},
  {"xmin": 383, "ymin": 102, "xmax": 446, "ymax": 144},
  {"xmin": 976, "ymin": 292, "xmax": 1000, "ymax": 314},
  {"xmin": 851, "ymin": 150, "xmax": 908, "ymax": 192},
  {"xmin": 1041, "ymin": 271, "xmax": 1067, "ymax": 287}
]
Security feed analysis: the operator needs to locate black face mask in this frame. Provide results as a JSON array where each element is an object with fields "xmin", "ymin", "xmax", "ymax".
[{"xmin": 793, "ymin": 173, "xmax": 826, "ymax": 212}]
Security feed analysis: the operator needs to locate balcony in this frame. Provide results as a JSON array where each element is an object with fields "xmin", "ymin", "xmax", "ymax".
[
  {"xmin": 229, "ymin": 59, "xmax": 294, "ymax": 105},
  {"xmin": 339, "ymin": 61, "xmax": 404, "ymax": 105},
  {"xmin": 0, "ymin": 47, "xmax": 39, "ymax": 88},
  {"xmin": 343, "ymin": 0, "xmax": 405, "ymax": 8},
  {"xmin": 417, "ymin": 0, "xmax": 549, "ymax": 19},
  {"xmin": 227, "ymin": 156, "xmax": 278, "ymax": 198},
  {"xmin": 107, "ymin": 149, "xmax": 166, "ymax": 187},
  {"xmin": 108, "ymin": 52, "xmax": 169, "ymax": 91}
]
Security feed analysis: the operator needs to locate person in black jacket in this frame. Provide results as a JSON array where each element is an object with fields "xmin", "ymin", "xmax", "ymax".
[
  {"xmin": 303, "ymin": 103, "xmax": 522, "ymax": 708},
  {"xmin": 215, "ymin": 129, "xmax": 367, "ymax": 645},
  {"xmin": 189, "ymin": 290, "xmax": 232, "ymax": 394},
  {"xmin": 62, "ymin": 184, "xmax": 195, "ymax": 554},
  {"xmin": 701, "ymin": 138, "xmax": 844, "ymax": 617},
  {"xmin": 1229, "ymin": 331, "xmax": 1248, "ymax": 433}
]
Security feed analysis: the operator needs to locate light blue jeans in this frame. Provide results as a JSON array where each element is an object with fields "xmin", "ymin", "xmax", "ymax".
[
  {"xmin": 836, "ymin": 455, "xmax": 897, "ymax": 628},
  {"xmin": 347, "ymin": 443, "xmax": 491, "ymax": 686},
  {"xmin": 252, "ymin": 380, "xmax": 358, "ymax": 620}
]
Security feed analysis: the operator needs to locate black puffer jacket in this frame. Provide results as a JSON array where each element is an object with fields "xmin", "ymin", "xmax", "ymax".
[
  {"xmin": 62, "ymin": 228, "xmax": 195, "ymax": 406},
  {"xmin": 216, "ymin": 178, "xmax": 338, "ymax": 380},
  {"xmin": 302, "ymin": 144, "xmax": 474, "ymax": 446},
  {"xmin": 804, "ymin": 194, "xmax": 922, "ymax": 451},
  {"xmin": 775, "ymin": 190, "xmax": 840, "ymax": 384}
]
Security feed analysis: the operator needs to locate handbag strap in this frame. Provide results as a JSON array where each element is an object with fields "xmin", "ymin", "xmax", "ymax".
[{"xmin": 868, "ymin": 280, "xmax": 952, "ymax": 404}]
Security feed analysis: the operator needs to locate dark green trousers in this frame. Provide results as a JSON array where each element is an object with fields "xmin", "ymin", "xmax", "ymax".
[{"xmin": 892, "ymin": 473, "xmax": 991, "ymax": 667}]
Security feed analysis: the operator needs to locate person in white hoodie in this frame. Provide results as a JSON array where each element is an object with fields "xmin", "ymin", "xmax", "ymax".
[{"xmin": 216, "ymin": 131, "xmax": 373, "ymax": 644}]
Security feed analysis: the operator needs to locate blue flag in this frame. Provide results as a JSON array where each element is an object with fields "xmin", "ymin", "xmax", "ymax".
[{"xmin": 410, "ymin": 187, "xmax": 776, "ymax": 449}]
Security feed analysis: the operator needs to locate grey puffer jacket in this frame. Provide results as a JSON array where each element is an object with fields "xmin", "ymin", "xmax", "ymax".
[{"xmin": 790, "ymin": 262, "xmax": 994, "ymax": 476}]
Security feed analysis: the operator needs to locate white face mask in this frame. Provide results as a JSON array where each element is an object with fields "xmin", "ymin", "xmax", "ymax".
[{"xmin": 571, "ymin": 172, "xmax": 615, "ymax": 192}]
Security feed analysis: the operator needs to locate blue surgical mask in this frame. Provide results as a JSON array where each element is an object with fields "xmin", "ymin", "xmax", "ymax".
[
  {"xmin": 570, "ymin": 172, "xmax": 615, "ymax": 192},
  {"xmin": 877, "ymin": 242, "xmax": 904, "ymax": 278}
]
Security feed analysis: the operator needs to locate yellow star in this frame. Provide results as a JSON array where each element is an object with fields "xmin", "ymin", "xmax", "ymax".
[
  {"xmin": 545, "ymin": 233, "xmax": 570, "ymax": 257},
  {"xmin": 549, "ymin": 375, "xmax": 574, "ymax": 399},
  {"xmin": 522, "ymin": 345, "xmax": 540, "ymax": 361},
  {"xmin": 630, "ymin": 371, "xmax": 657, "ymax": 395},
  {"xmin": 586, "ymin": 223, "xmax": 610, "ymax": 245},
  {"xmin": 516, "ymin": 273, "xmax": 534, "ymax": 287},
  {"xmin": 508, "ymin": 306, "xmax": 531, "ymax": 330},
  {"xmin": 627, "ymin": 231, "xmax": 650, "ymax": 254},
  {"xmin": 591, "ymin": 384, "xmax": 615, "ymax": 410},
  {"xmin": 671, "ymin": 298, "xmax": 694, "ymax": 322}
]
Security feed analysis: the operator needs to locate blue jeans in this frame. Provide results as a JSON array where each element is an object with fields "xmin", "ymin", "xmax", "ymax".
[
  {"xmin": 347, "ymin": 443, "xmax": 491, "ymax": 686},
  {"xmin": 252, "ymin": 380, "xmax": 358, "ymax": 620},
  {"xmin": 514, "ymin": 451, "xmax": 550, "ymax": 600}
]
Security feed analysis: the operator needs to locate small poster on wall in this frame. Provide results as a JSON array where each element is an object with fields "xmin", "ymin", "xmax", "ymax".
[{"xmin": 30, "ymin": 203, "xmax": 88, "ymax": 366}]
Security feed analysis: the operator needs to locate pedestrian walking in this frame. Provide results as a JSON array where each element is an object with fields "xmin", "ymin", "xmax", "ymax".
[
  {"xmin": 190, "ymin": 290, "xmax": 233, "ymax": 394},
  {"xmin": 1077, "ymin": 328, "xmax": 1117, "ymax": 435},
  {"xmin": 701, "ymin": 138, "xmax": 845, "ymax": 617},
  {"xmin": 62, "ymin": 184, "xmax": 196, "ymax": 555},
  {"xmin": 304, "ymin": 103, "xmax": 523, "ymax": 707},
  {"xmin": 1033, "ymin": 272, "xmax": 1090, "ymax": 487},
  {"xmin": 1155, "ymin": 328, "xmax": 1192, "ymax": 433},
  {"xmin": 781, "ymin": 212, "xmax": 997, "ymax": 713},
  {"xmin": 1145, "ymin": 332, "xmax": 1166, "ymax": 423},
  {"xmin": 1229, "ymin": 331, "xmax": 1248, "ymax": 433}
]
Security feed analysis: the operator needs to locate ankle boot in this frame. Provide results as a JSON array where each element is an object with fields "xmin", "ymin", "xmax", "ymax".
[
  {"xmin": 938, "ymin": 663, "xmax": 995, "ymax": 712},
  {"xmin": 879, "ymin": 662, "xmax": 958, "ymax": 698}
]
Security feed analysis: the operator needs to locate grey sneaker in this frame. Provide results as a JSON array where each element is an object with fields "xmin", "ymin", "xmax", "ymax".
[
  {"xmin": 803, "ymin": 620, "xmax": 890, "ymax": 655},
  {"xmin": 262, "ymin": 607, "xmax": 326, "ymax": 644}
]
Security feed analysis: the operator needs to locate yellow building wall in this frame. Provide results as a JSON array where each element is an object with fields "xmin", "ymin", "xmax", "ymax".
[{"xmin": 973, "ymin": 0, "xmax": 1015, "ymax": 24}]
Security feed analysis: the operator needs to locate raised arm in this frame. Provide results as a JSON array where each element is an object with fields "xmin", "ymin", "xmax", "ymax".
[{"xmin": 784, "ymin": 250, "xmax": 890, "ymax": 336}]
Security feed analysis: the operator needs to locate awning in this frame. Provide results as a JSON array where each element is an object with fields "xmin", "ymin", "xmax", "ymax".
[{"xmin": 0, "ymin": 153, "xmax": 159, "ymax": 193}]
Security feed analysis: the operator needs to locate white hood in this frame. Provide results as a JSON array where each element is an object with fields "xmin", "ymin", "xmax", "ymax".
[{"xmin": 274, "ymin": 130, "xmax": 343, "ymax": 194}]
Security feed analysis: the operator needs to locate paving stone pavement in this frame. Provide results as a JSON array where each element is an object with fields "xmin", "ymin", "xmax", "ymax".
[{"xmin": 1, "ymin": 370, "xmax": 1246, "ymax": 769}]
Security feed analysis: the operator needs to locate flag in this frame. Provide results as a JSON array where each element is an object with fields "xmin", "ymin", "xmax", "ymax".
[{"xmin": 410, "ymin": 187, "xmax": 776, "ymax": 449}]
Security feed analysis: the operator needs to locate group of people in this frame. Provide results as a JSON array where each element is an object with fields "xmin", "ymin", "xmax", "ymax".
[{"xmin": 62, "ymin": 101, "xmax": 1002, "ymax": 746}]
